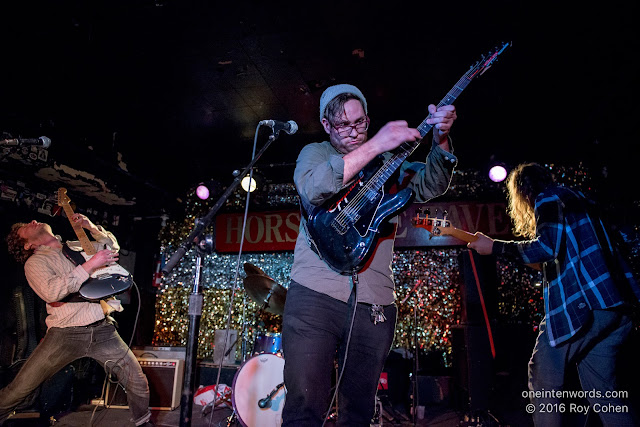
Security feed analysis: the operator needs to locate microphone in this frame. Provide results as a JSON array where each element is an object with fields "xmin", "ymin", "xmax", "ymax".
[
  {"xmin": 259, "ymin": 120, "xmax": 298, "ymax": 135},
  {"xmin": 0, "ymin": 136, "xmax": 51, "ymax": 148},
  {"xmin": 257, "ymin": 381, "xmax": 284, "ymax": 409},
  {"xmin": 258, "ymin": 397, "xmax": 272, "ymax": 409}
]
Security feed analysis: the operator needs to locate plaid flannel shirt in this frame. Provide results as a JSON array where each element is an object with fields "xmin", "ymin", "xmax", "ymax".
[{"xmin": 493, "ymin": 185, "xmax": 640, "ymax": 346}]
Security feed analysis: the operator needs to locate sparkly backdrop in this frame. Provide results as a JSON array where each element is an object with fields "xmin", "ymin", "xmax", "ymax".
[
  {"xmin": 152, "ymin": 247, "xmax": 544, "ymax": 365},
  {"xmin": 151, "ymin": 163, "xmax": 637, "ymax": 365}
]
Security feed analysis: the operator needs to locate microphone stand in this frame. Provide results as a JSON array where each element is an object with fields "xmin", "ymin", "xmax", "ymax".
[
  {"xmin": 179, "ymin": 233, "xmax": 212, "ymax": 426},
  {"xmin": 162, "ymin": 125, "xmax": 283, "ymax": 427}
]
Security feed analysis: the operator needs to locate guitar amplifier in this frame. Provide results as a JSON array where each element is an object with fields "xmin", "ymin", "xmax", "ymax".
[{"xmin": 104, "ymin": 357, "xmax": 184, "ymax": 410}]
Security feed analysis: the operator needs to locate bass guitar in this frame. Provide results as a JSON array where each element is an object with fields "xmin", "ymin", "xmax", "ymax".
[
  {"xmin": 304, "ymin": 42, "xmax": 510, "ymax": 274},
  {"xmin": 57, "ymin": 188, "xmax": 133, "ymax": 300}
]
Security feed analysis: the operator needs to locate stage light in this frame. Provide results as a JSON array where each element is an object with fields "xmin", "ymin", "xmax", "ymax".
[
  {"xmin": 241, "ymin": 175, "xmax": 257, "ymax": 192},
  {"xmin": 489, "ymin": 165, "xmax": 508, "ymax": 183},
  {"xmin": 196, "ymin": 184, "xmax": 210, "ymax": 200}
]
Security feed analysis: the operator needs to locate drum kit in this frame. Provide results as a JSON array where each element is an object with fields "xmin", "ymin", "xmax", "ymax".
[{"xmin": 228, "ymin": 263, "xmax": 288, "ymax": 427}]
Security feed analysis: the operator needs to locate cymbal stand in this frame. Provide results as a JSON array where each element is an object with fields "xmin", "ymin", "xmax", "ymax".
[{"xmin": 219, "ymin": 289, "xmax": 272, "ymax": 364}]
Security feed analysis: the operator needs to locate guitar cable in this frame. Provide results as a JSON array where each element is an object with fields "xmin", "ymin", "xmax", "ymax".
[
  {"xmin": 90, "ymin": 278, "xmax": 143, "ymax": 426},
  {"xmin": 321, "ymin": 273, "xmax": 359, "ymax": 427}
]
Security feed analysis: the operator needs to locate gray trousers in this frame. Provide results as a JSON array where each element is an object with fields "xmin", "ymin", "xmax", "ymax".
[{"xmin": 0, "ymin": 319, "xmax": 151, "ymax": 426}]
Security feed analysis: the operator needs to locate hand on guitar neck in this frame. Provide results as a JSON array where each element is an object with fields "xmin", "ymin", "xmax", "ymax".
[
  {"xmin": 57, "ymin": 187, "xmax": 133, "ymax": 301},
  {"xmin": 465, "ymin": 230, "xmax": 541, "ymax": 270},
  {"xmin": 412, "ymin": 211, "xmax": 542, "ymax": 270},
  {"xmin": 68, "ymin": 213, "xmax": 119, "ymax": 275}
]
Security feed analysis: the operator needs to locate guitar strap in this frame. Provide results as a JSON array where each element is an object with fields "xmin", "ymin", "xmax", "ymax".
[
  {"xmin": 297, "ymin": 197, "xmax": 324, "ymax": 261},
  {"xmin": 58, "ymin": 243, "xmax": 92, "ymax": 304}
]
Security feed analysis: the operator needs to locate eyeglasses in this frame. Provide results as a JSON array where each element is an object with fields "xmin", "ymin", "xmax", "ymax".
[{"xmin": 331, "ymin": 116, "xmax": 370, "ymax": 137}]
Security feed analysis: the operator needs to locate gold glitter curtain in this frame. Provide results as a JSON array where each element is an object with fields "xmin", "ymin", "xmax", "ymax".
[
  {"xmin": 151, "ymin": 164, "xmax": 612, "ymax": 362},
  {"xmin": 151, "ymin": 247, "xmax": 544, "ymax": 364}
]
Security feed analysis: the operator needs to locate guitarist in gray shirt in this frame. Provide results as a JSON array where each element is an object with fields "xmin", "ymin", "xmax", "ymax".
[{"xmin": 282, "ymin": 83, "xmax": 457, "ymax": 426}]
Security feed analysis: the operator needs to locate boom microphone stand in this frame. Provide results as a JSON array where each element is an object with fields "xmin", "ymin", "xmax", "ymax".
[{"xmin": 161, "ymin": 123, "xmax": 287, "ymax": 427}]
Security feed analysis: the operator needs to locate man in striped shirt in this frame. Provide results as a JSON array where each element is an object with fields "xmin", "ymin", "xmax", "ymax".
[
  {"xmin": 1, "ymin": 214, "xmax": 153, "ymax": 427},
  {"xmin": 469, "ymin": 162, "xmax": 639, "ymax": 426}
]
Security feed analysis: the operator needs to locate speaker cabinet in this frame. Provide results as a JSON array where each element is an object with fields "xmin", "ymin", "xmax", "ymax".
[
  {"xmin": 457, "ymin": 250, "xmax": 498, "ymax": 324},
  {"xmin": 451, "ymin": 325, "xmax": 492, "ymax": 411},
  {"xmin": 132, "ymin": 346, "xmax": 186, "ymax": 360},
  {"xmin": 105, "ymin": 358, "xmax": 184, "ymax": 410}
]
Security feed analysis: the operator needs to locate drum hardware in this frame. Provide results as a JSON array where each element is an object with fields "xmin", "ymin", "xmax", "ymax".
[{"xmin": 257, "ymin": 381, "xmax": 285, "ymax": 408}]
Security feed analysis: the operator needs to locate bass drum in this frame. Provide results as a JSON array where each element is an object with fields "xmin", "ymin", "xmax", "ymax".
[{"xmin": 232, "ymin": 353, "xmax": 286, "ymax": 427}]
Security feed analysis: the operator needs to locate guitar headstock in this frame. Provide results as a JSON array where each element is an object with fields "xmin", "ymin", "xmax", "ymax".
[
  {"xmin": 57, "ymin": 187, "xmax": 71, "ymax": 206},
  {"xmin": 411, "ymin": 208, "xmax": 452, "ymax": 237},
  {"xmin": 468, "ymin": 41, "xmax": 511, "ymax": 80}
]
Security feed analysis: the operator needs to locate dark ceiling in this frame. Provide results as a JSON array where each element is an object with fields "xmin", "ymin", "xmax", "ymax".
[{"xmin": 1, "ymin": 1, "xmax": 638, "ymax": 216}]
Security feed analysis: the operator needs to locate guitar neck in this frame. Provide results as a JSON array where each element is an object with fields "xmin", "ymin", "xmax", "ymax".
[
  {"xmin": 368, "ymin": 63, "xmax": 482, "ymax": 191},
  {"xmin": 60, "ymin": 204, "xmax": 96, "ymax": 255},
  {"xmin": 439, "ymin": 226, "xmax": 478, "ymax": 243}
]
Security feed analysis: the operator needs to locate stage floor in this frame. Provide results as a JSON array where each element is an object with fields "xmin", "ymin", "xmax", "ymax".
[{"xmin": 8, "ymin": 403, "xmax": 529, "ymax": 427}]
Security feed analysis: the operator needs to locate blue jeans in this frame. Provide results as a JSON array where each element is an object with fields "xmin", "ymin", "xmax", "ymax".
[
  {"xmin": 281, "ymin": 281, "xmax": 397, "ymax": 427},
  {"xmin": 0, "ymin": 319, "xmax": 151, "ymax": 426},
  {"xmin": 528, "ymin": 309, "xmax": 638, "ymax": 426}
]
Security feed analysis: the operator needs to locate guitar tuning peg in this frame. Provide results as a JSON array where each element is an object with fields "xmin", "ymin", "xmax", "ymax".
[{"xmin": 443, "ymin": 210, "xmax": 448, "ymax": 220}]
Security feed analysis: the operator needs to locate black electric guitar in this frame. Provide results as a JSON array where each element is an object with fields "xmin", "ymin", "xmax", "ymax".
[
  {"xmin": 304, "ymin": 42, "xmax": 510, "ymax": 274},
  {"xmin": 57, "ymin": 188, "xmax": 133, "ymax": 300}
]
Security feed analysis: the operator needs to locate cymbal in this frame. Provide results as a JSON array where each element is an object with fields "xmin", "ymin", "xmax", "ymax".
[
  {"xmin": 243, "ymin": 262, "xmax": 267, "ymax": 277},
  {"xmin": 243, "ymin": 274, "xmax": 287, "ymax": 315}
]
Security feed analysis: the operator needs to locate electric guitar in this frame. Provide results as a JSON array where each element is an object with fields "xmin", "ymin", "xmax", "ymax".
[
  {"xmin": 411, "ymin": 210, "xmax": 478, "ymax": 243},
  {"xmin": 57, "ymin": 188, "xmax": 133, "ymax": 300},
  {"xmin": 304, "ymin": 42, "xmax": 510, "ymax": 274},
  {"xmin": 412, "ymin": 210, "xmax": 543, "ymax": 270}
]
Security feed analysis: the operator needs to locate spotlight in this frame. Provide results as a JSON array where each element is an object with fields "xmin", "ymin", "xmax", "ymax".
[
  {"xmin": 196, "ymin": 184, "xmax": 210, "ymax": 200},
  {"xmin": 241, "ymin": 175, "xmax": 257, "ymax": 192},
  {"xmin": 489, "ymin": 164, "xmax": 508, "ymax": 183}
]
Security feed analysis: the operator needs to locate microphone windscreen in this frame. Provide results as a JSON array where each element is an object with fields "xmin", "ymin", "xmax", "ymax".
[{"xmin": 287, "ymin": 120, "xmax": 299, "ymax": 134}]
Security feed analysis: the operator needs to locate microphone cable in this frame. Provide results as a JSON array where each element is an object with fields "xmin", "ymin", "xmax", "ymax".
[
  {"xmin": 321, "ymin": 273, "xmax": 359, "ymax": 427},
  {"xmin": 90, "ymin": 279, "xmax": 143, "ymax": 426},
  {"xmin": 205, "ymin": 122, "xmax": 261, "ymax": 427}
]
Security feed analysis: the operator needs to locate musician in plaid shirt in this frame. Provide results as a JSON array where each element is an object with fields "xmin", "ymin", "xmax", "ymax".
[{"xmin": 469, "ymin": 162, "xmax": 639, "ymax": 426}]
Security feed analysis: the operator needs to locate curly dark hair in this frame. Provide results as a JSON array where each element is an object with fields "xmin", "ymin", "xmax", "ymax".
[{"xmin": 6, "ymin": 222, "xmax": 32, "ymax": 264}]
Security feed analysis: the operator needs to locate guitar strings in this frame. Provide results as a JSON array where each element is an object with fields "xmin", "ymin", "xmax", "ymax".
[{"xmin": 333, "ymin": 64, "xmax": 480, "ymax": 229}]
